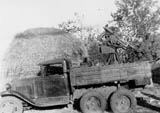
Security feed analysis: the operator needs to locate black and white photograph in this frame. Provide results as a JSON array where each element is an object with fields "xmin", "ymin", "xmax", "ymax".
[{"xmin": 0, "ymin": 0, "xmax": 160, "ymax": 113}]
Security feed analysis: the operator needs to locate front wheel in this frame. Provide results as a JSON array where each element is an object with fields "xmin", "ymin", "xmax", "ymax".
[
  {"xmin": 0, "ymin": 96, "xmax": 24, "ymax": 113},
  {"xmin": 80, "ymin": 91, "xmax": 106, "ymax": 113},
  {"xmin": 110, "ymin": 89, "xmax": 137, "ymax": 113}
]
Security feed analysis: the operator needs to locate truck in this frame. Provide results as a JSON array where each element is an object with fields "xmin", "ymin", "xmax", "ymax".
[{"xmin": 0, "ymin": 58, "xmax": 152, "ymax": 113}]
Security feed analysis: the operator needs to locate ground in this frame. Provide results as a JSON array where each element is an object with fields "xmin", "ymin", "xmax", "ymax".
[{"xmin": 24, "ymin": 84, "xmax": 160, "ymax": 113}]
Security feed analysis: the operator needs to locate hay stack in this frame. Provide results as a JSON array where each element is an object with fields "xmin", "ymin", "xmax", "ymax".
[{"xmin": 1, "ymin": 27, "xmax": 86, "ymax": 79}]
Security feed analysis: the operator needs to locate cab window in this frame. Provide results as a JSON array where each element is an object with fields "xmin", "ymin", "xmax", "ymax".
[{"xmin": 47, "ymin": 63, "xmax": 63, "ymax": 75}]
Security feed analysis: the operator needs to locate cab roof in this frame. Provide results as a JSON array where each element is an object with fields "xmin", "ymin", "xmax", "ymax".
[{"xmin": 38, "ymin": 58, "xmax": 70, "ymax": 66}]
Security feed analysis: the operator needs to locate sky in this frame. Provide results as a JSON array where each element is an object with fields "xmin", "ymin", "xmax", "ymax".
[{"xmin": 0, "ymin": 0, "xmax": 116, "ymax": 62}]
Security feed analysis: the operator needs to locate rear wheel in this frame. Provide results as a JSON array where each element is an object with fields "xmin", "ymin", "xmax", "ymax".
[
  {"xmin": 110, "ymin": 89, "xmax": 136, "ymax": 113},
  {"xmin": 0, "ymin": 97, "xmax": 23, "ymax": 113},
  {"xmin": 80, "ymin": 91, "xmax": 106, "ymax": 113}
]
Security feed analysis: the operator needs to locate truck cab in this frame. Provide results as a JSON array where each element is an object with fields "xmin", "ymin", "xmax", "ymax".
[{"xmin": 0, "ymin": 59, "xmax": 72, "ymax": 108}]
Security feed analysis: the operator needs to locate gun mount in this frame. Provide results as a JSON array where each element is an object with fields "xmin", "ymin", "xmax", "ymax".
[{"xmin": 98, "ymin": 25, "xmax": 142, "ymax": 64}]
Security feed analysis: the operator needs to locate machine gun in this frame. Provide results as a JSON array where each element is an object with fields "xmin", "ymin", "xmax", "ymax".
[
  {"xmin": 98, "ymin": 25, "xmax": 138, "ymax": 50},
  {"xmin": 98, "ymin": 25, "xmax": 142, "ymax": 64}
]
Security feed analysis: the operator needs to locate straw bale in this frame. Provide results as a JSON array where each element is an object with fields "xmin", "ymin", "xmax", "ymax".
[{"xmin": 1, "ymin": 27, "xmax": 86, "ymax": 79}]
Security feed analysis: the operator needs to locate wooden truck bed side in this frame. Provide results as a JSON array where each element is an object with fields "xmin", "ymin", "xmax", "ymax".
[{"xmin": 70, "ymin": 61, "xmax": 152, "ymax": 86}]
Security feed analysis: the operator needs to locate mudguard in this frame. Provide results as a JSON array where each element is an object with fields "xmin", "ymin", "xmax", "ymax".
[
  {"xmin": 135, "ymin": 77, "xmax": 151, "ymax": 86},
  {"xmin": 0, "ymin": 90, "xmax": 42, "ymax": 107}
]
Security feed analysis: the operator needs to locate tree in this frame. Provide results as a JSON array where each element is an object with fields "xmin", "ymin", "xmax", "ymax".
[
  {"xmin": 111, "ymin": 0, "xmax": 160, "ymax": 61},
  {"xmin": 58, "ymin": 13, "xmax": 101, "ymax": 58}
]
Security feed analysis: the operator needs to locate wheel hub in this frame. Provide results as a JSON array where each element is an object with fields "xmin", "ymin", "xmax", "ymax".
[
  {"xmin": 116, "ymin": 96, "xmax": 130, "ymax": 112},
  {"xmin": 85, "ymin": 96, "xmax": 101, "ymax": 111}
]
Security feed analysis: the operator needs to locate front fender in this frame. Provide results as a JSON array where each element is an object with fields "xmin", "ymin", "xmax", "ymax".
[{"xmin": 0, "ymin": 90, "xmax": 37, "ymax": 106}]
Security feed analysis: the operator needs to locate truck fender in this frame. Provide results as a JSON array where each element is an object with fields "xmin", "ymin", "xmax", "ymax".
[
  {"xmin": 0, "ymin": 90, "xmax": 36, "ymax": 107},
  {"xmin": 134, "ymin": 77, "xmax": 151, "ymax": 86}
]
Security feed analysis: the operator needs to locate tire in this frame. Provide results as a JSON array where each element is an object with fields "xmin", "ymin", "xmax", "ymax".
[
  {"xmin": 80, "ymin": 91, "xmax": 106, "ymax": 113},
  {"xmin": 110, "ymin": 89, "xmax": 137, "ymax": 113},
  {"xmin": 0, "ymin": 96, "xmax": 24, "ymax": 113}
]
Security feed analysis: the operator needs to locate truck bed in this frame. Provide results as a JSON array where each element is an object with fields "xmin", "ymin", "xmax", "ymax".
[{"xmin": 70, "ymin": 61, "xmax": 152, "ymax": 86}]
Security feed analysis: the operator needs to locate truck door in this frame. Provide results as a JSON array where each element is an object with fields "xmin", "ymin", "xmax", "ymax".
[{"xmin": 35, "ymin": 63, "xmax": 70, "ymax": 106}]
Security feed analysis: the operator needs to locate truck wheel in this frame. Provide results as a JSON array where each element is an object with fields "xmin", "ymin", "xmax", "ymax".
[
  {"xmin": 0, "ymin": 96, "xmax": 23, "ymax": 113},
  {"xmin": 110, "ymin": 89, "xmax": 136, "ymax": 113},
  {"xmin": 80, "ymin": 91, "xmax": 106, "ymax": 113}
]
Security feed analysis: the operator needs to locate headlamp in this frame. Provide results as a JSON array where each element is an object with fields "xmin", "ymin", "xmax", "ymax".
[{"xmin": 5, "ymin": 83, "xmax": 11, "ymax": 90}]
